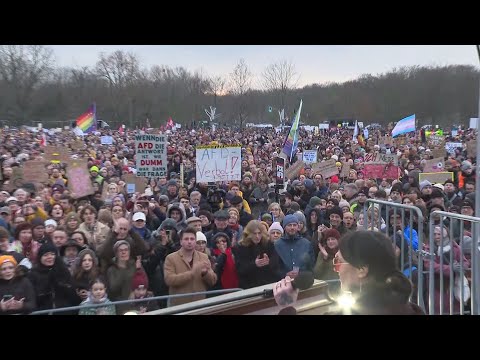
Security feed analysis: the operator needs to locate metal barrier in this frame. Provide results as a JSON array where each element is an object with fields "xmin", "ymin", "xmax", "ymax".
[
  {"xmin": 427, "ymin": 211, "xmax": 480, "ymax": 315},
  {"xmin": 30, "ymin": 288, "xmax": 243, "ymax": 315},
  {"xmin": 363, "ymin": 199, "xmax": 426, "ymax": 312}
]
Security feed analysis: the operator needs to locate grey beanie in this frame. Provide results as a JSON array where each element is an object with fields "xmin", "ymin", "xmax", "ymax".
[
  {"xmin": 283, "ymin": 214, "xmax": 299, "ymax": 228},
  {"xmin": 294, "ymin": 211, "xmax": 306, "ymax": 226},
  {"xmin": 113, "ymin": 240, "xmax": 130, "ymax": 254}
]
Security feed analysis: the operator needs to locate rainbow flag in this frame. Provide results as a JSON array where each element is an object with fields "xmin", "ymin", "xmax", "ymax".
[
  {"xmin": 76, "ymin": 104, "xmax": 96, "ymax": 133},
  {"xmin": 282, "ymin": 99, "xmax": 303, "ymax": 163}
]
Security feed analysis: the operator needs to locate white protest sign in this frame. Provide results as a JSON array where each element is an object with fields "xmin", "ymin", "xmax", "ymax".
[
  {"xmin": 302, "ymin": 150, "xmax": 317, "ymax": 164},
  {"xmin": 196, "ymin": 146, "xmax": 241, "ymax": 182},
  {"xmin": 445, "ymin": 142, "xmax": 462, "ymax": 155},
  {"xmin": 135, "ymin": 134, "xmax": 167, "ymax": 177},
  {"xmin": 101, "ymin": 136, "xmax": 113, "ymax": 145}
]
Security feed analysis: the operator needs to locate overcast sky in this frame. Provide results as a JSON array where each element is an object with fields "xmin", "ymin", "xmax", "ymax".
[{"xmin": 49, "ymin": 45, "xmax": 479, "ymax": 87}]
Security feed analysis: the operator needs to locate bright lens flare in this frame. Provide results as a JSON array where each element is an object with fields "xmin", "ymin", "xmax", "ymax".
[{"xmin": 337, "ymin": 291, "xmax": 355, "ymax": 309}]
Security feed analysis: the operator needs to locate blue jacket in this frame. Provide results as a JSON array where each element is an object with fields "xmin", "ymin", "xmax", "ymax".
[{"xmin": 274, "ymin": 234, "xmax": 315, "ymax": 278}]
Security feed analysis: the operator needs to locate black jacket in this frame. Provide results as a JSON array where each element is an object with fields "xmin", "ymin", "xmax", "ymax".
[
  {"xmin": 0, "ymin": 276, "xmax": 36, "ymax": 314},
  {"xmin": 233, "ymin": 242, "xmax": 281, "ymax": 289}
]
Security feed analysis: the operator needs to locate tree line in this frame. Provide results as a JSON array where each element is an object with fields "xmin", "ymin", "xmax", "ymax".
[{"xmin": 0, "ymin": 45, "xmax": 478, "ymax": 129}]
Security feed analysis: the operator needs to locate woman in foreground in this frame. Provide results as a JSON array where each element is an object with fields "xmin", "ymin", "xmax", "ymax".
[{"xmin": 273, "ymin": 231, "xmax": 424, "ymax": 315}]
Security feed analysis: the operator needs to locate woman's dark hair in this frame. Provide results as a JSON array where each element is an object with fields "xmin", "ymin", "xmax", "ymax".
[
  {"xmin": 339, "ymin": 231, "xmax": 412, "ymax": 303},
  {"xmin": 80, "ymin": 205, "xmax": 98, "ymax": 219},
  {"xmin": 89, "ymin": 276, "xmax": 108, "ymax": 289}
]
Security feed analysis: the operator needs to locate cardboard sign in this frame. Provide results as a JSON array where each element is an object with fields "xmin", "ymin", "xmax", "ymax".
[
  {"xmin": 423, "ymin": 158, "xmax": 444, "ymax": 173},
  {"xmin": 419, "ymin": 172, "xmax": 453, "ymax": 184},
  {"xmin": 135, "ymin": 134, "xmax": 168, "ymax": 178},
  {"xmin": 285, "ymin": 161, "xmax": 305, "ymax": 180},
  {"xmin": 122, "ymin": 174, "xmax": 146, "ymax": 194},
  {"xmin": 275, "ymin": 157, "xmax": 285, "ymax": 187},
  {"xmin": 44, "ymin": 145, "xmax": 70, "ymax": 163},
  {"xmin": 70, "ymin": 139, "xmax": 85, "ymax": 151},
  {"xmin": 312, "ymin": 159, "xmax": 338, "ymax": 179},
  {"xmin": 23, "ymin": 161, "xmax": 49, "ymax": 184},
  {"xmin": 467, "ymin": 140, "xmax": 476, "ymax": 158},
  {"xmin": 363, "ymin": 153, "xmax": 399, "ymax": 179},
  {"xmin": 66, "ymin": 160, "xmax": 94, "ymax": 199},
  {"xmin": 195, "ymin": 145, "xmax": 241, "ymax": 183},
  {"xmin": 364, "ymin": 153, "xmax": 399, "ymax": 166}
]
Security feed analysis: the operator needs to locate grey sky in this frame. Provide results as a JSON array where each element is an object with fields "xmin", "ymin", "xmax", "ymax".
[{"xmin": 49, "ymin": 45, "xmax": 479, "ymax": 87}]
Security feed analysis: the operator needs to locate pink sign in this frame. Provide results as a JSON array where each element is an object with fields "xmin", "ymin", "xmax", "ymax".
[{"xmin": 363, "ymin": 164, "xmax": 399, "ymax": 179}]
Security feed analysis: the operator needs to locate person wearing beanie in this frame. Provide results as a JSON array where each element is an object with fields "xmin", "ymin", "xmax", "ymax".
[
  {"xmin": 313, "ymin": 228, "xmax": 341, "ymax": 291},
  {"xmin": 127, "ymin": 268, "xmax": 158, "ymax": 313},
  {"xmin": 0, "ymin": 254, "xmax": 36, "ymax": 314},
  {"xmin": 28, "ymin": 242, "xmax": 80, "ymax": 313},
  {"xmin": 60, "ymin": 240, "xmax": 84, "ymax": 275},
  {"xmin": 318, "ymin": 206, "xmax": 346, "ymax": 244},
  {"xmin": 294, "ymin": 211, "xmax": 307, "ymax": 235},
  {"xmin": 44, "ymin": 219, "xmax": 58, "ymax": 236},
  {"xmin": 275, "ymin": 214, "xmax": 315, "ymax": 278},
  {"xmin": 268, "ymin": 222, "xmax": 284, "ymax": 242},
  {"xmin": 30, "ymin": 217, "xmax": 49, "ymax": 244},
  {"xmin": 419, "ymin": 180, "xmax": 433, "ymax": 194},
  {"xmin": 389, "ymin": 183, "xmax": 403, "ymax": 204},
  {"xmin": 458, "ymin": 160, "xmax": 476, "ymax": 193},
  {"xmin": 64, "ymin": 212, "xmax": 81, "ymax": 236},
  {"xmin": 10, "ymin": 222, "xmax": 41, "ymax": 265}
]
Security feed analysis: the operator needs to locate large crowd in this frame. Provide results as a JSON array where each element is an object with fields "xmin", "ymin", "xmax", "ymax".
[{"xmin": 0, "ymin": 124, "xmax": 477, "ymax": 314}]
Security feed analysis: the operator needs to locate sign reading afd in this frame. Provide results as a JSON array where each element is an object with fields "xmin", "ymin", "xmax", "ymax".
[
  {"xmin": 196, "ymin": 146, "xmax": 241, "ymax": 182},
  {"xmin": 135, "ymin": 134, "xmax": 167, "ymax": 178}
]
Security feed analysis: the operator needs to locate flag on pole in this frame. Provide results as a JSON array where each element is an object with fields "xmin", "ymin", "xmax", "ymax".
[
  {"xmin": 282, "ymin": 99, "xmax": 303, "ymax": 163},
  {"xmin": 352, "ymin": 120, "xmax": 359, "ymax": 142},
  {"xmin": 166, "ymin": 117, "xmax": 175, "ymax": 130},
  {"xmin": 392, "ymin": 114, "xmax": 416, "ymax": 138},
  {"xmin": 76, "ymin": 103, "xmax": 96, "ymax": 133},
  {"xmin": 40, "ymin": 132, "xmax": 47, "ymax": 147}
]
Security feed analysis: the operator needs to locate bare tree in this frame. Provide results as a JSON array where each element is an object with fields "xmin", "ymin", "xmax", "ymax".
[
  {"xmin": 207, "ymin": 75, "xmax": 226, "ymax": 108},
  {"xmin": 95, "ymin": 50, "xmax": 141, "ymax": 126},
  {"xmin": 229, "ymin": 59, "xmax": 252, "ymax": 128},
  {"xmin": 0, "ymin": 45, "xmax": 54, "ymax": 122},
  {"xmin": 262, "ymin": 59, "xmax": 299, "ymax": 115}
]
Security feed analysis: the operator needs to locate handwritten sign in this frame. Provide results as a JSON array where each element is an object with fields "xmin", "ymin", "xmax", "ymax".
[
  {"xmin": 312, "ymin": 159, "xmax": 338, "ymax": 179},
  {"xmin": 195, "ymin": 146, "xmax": 241, "ymax": 182},
  {"xmin": 302, "ymin": 150, "xmax": 317, "ymax": 164},
  {"xmin": 44, "ymin": 145, "xmax": 71, "ymax": 163},
  {"xmin": 363, "ymin": 153, "xmax": 399, "ymax": 179},
  {"xmin": 285, "ymin": 161, "xmax": 305, "ymax": 180},
  {"xmin": 445, "ymin": 142, "xmax": 462, "ymax": 155},
  {"xmin": 419, "ymin": 172, "xmax": 453, "ymax": 184},
  {"xmin": 135, "ymin": 134, "xmax": 167, "ymax": 178},
  {"xmin": 423, "ymin": 158, "xmax": 444, "ymax": 173},
  {"xmin": 340, "ymin": 163, "xmax": 351, "ymax": 178},
  {"xmin": 427, "ymin": 135, "xmax": 445, "ymax": 148},
  {"xmin": 23, "ymin": 161, "xmax": 49, "ymax": 184},
  {"xmin": 66, "ymin": 161, "xmax": 94, "ymax": 199}
]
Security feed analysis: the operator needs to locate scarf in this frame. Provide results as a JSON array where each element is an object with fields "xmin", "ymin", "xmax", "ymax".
[{"xmin": 229, "ymin": 223, "xmax": 239, "ymax": 231}]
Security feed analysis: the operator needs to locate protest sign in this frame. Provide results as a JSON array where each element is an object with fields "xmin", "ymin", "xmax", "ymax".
[
  {"xmin": 302, "ymin": 150, "xmax": 317, "ymax": 164},
  {"xmin": 467, "ymin": 140, "xmax": 476, "ymax": 158},
  {"xmin": 312, "ymin": 159, "xmax": 338, "ymax": 179},
  {"xmin": 122, "ymin": 174, "xmax": 146, "ymax": 194},
  {"xmin": 427, "ymin": 135, "xmax": 445, "ymax": 148},
  {"xmin": 23, "ymin": 161, "xmax": 49, "ymax": 184},
  {"xmin": 66, "ymin": 160, "xmax": 94, "ymax": 199},
  {"xmin": 285, "ymin": 161, "xmax": 305, "ymax": 180},
  {"xmin": 101, "ymin": 136, "xmax": 113, "ymax": 145},
  {"xmin": 363, "ymin": 153, "xmax": 399, "ymax": 179},
  {"xmin": 419, "ymin": 172, "xmax": 453, "ymax": 184},
  {"xmin": 445, "ymin": 142, "xmax": 462, "ymax": 155},
  {"xmin": 44, "ymin": 145, "xmax": 70, "ymax": 163},
  {"xmin": 195, "ymin": 146, "xmax": 242, "ymax": 182},
  {"xmin": 423, "ymin": 158, "xmax": 444, "ymax": 173},
  {"xmin": 135, "ymin": 134, "xmax": 167, "ymax": 178},
  {"xmin": 340, "ymin": 163, "xmax": 351, "ymax": 178},
  {"xmin": 70, "ymin": 139, "xmax": 84, "ymax": 151},
  {"xmin": 275, "ymin": 157, "xmax": 285, "ymax": 187},
  {"xmin": 431, "ymin": 149, "xmax": 445, "ymax": 158}
]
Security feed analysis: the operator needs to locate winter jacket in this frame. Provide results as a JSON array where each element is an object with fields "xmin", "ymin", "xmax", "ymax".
[
  {"xmin": 0, "ymin": 275, "xmax": 36, "ymax": 314},
  {"xmin": 78, "ymin": 295, "xmax": 116, "ymax": 315},
  {"xmin": 274, "ymin": 235, "xmax": 315, "ymax": 278},
  {"xmin": 77, "ymin": 221, "xmax": 110, "ymax": 250}
]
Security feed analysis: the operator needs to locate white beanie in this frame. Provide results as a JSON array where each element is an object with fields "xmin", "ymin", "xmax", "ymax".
[
  {"xmin": 44, "ymin": 219, "xmax": 58, "ymax": 228},
  {"xmin": 196, "ymin": 231, "xmax": 207, "ymax": 242},
  {"xmin": 269, "ymin": 222, "xmax": 284, "ymax": 234}
]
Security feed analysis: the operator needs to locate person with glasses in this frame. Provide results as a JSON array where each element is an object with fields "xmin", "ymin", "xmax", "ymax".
[
  {"xmin": 274, "ymin": 231, "xmax": 424, "ymax": 315},
  {"xmin": 0, "ymin": 255, "xmax": 36, "ymax": 314}
]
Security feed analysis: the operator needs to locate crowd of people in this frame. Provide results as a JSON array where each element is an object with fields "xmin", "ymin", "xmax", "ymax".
[{"xmin": 0, "ymin": 123, "xmax": 477, "ymax": 314}]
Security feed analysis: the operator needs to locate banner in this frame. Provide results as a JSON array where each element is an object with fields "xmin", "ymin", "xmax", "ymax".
[
  {"xmin": 275, "ymin": 157, "xmax": 285, "ymax": 188},
  {"xmin": 419, "ymin": 172, "xmax": 453, "ymax": 184},
  {"xmin": 101, "ymin": 136, "xmax": 113, "ymax": 145},
  {"xmin": 195, "ymin": 146, "xmax": 241, "ymax": 182},
  {"xmin": 135, "ymin": 134, "xmax": 167, "ymax": 178},
  {"xmin": 66, "ymin": 161, "xmax": 94, "ymax": 199},
  {"xmin": 445, "ymin": 142, "xmax": 462, "ymax": 155},
  {"xmin": 363, "ymin": 153, "xmax": 399, "ymax": 179},
  {"xmin": 423, "ymin": 158, "xmax": 444, "ymax": 173},
  {"xmin": 302, "ymin": 150, "xmax": 317, "ymax": 164},
  {"xmin": 312, "ymin": 159, "xmax": 338, "ymax": 179}
]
